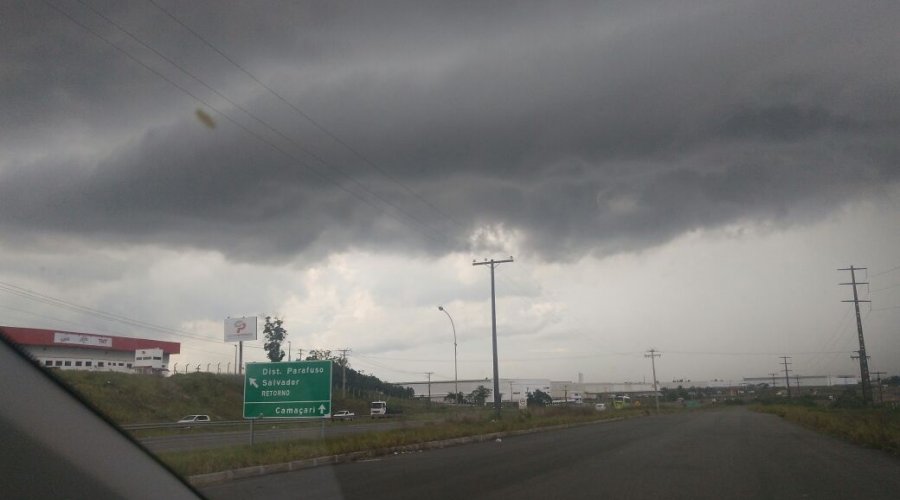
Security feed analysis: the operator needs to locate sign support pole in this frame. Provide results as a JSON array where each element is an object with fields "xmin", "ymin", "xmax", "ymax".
[{"xmin": 239, "ymin": 341, "xmax": 243, "ymax": 376}]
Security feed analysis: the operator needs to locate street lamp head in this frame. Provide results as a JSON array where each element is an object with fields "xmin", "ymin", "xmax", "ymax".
[{"xmin": 438, "ymin": 305, "xmax": 444, "ymax": 311}]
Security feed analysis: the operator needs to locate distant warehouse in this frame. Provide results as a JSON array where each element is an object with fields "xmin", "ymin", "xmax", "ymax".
[{"xmin": 0, "ymin": 326, "xmax": 179, "ymax": 374}]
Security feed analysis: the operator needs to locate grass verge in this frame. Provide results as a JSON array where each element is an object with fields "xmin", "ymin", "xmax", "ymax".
[
  {"xmin": 752, "ymin": 404, "xmax": 900, "ymax": 455},
  {"xmin": 160, "ymin": 407, "xmax": 643, "ymax": 477}
]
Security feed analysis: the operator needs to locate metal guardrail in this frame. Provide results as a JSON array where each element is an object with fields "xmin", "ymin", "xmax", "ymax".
[{"xmin": 121, "ymin": 420, "xmax": 246, "ymax": 430}]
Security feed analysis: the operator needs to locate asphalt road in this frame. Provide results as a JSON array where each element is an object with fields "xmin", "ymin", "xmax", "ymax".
[
  {"xmin": 141, "ymin": 420, "xmax": 414, "ymax": 453},
  {"xmin": 201, "ymin": 408, "xmax": 900, "ymax": 500}
]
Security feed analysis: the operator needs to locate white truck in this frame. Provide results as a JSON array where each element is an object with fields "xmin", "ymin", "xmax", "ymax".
[
  {"xmin": 370, "ymin": 400, "xmax": 387, "ymax": 418},
  {"xmin": 332, "ymin": 410, "xmax": 355, "ymax": 421}
]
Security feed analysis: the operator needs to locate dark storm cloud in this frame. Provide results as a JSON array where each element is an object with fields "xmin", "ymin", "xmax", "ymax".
[{"xmin": 1, "ymin": 0, "xmax": 899, "ymax": 262}]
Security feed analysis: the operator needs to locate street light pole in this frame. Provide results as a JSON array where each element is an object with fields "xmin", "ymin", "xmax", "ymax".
[{"xmin": 438, "ymin": 306, "xmax": 458, "ymax": 399}]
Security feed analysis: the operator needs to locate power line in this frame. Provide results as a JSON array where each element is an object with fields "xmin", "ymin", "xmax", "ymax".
[
  {"xmin": 868, "ymin": 282, "xmax": 900, "ymax": 293},
  {"xmin": 664, "ymin": 350, "xmax": 848, "ymax": 357},
  {"xmin": 71, "ymin": 0, "xmax": 456, "ymax": 247},
  {"xmin": 352, "ymin": 355, "xmax": 428, "ymax": 377},
  {"xmin": 0, "ymin": 304, "xmax": 101, "ymax": 331},
  {"xmin": 0, "ymin": 280, "xmax": 222, "ymax": 346},
  {"xmin": 807, "ymin": 306, "xmax": 854, "ymax": 376},
  {"xmin": 144, "ymin": 0, "xmax": 468, "ymax": 236},
  {"xmin": 44, "ymin": 0, "xmax": 456, "ymax": 250},
  {"xmin": 870, "ymin": 265, "xmax": 900, "ymax": 277}
]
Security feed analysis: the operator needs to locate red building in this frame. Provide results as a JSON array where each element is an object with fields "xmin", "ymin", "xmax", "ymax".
[{"xmin": 0, "ymin": 326, "xmax": 180, "ymax": 374}]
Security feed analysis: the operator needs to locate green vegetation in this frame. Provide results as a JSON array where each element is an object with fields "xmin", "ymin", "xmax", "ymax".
[
  {"xmin": 161, "ymin": 406, "xmax": 639, "ymax": 476},
  {"xmin": 53, "ymin": 369, "xmax": 421, "ymax": 426},
  {"xmin": 55, "ymin": 370, "xmax": 245, "ymax": 424},
  {"xmin": 526, "ymin": 389, "xmax": 553, "ymax": 407},
  {"xmin": 52, "ymin": 369, "xmax": 662, "ymax": 478},
  {"xmin": 753, "ymin": 404, "xmax": 900, "ymax": 455},
  {"xmin": 262, "ymin": 316, "xmax": 287, "ymax": 362}
]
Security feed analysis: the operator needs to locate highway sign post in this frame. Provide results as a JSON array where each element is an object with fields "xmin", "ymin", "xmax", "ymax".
[{"xmin": 243, "ymin": 360, "xmax": 332, "ymax": 419}]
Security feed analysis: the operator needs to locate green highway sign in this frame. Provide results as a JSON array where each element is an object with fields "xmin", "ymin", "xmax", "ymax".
[{"xmin": 243, "ymin": 360, "xmax": 332, "ymax": 419}]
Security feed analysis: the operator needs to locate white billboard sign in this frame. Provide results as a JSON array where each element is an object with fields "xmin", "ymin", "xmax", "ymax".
[
  {"xmin": 54, "ymin": 332, "xmax": 113, "ymax": 348},
  {"xmin": 224, "ymin": 317, "xmax": 258, "ymax": 342}
]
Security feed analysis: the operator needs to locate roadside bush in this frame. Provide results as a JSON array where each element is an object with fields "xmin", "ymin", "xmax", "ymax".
[
  {"xmin": 753, "ymin": 404, "xmax": 900, "ymax": 455},
  {"xmin": 830, "ymin": 390, "xmax": 866, "ymax": 409}
]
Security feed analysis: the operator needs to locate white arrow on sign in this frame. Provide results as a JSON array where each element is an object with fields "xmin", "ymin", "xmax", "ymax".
[
  {"xmin": 249, "ymin": 378, "xmax": 259, "ymax": 388},
  {"xmin": 318, "ymin": 404, "xmax": 326, "ymax": 414}
]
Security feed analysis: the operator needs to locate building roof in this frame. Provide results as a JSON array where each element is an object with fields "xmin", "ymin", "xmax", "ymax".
[{"xmin": 0, "ymin": 326, "xmax": 180, "ymax": 355}]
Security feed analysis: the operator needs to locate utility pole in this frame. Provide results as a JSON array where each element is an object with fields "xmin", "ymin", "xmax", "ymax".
[
  {"xmin": 336, "ymin": 348, "xmax": 351, "ymax": 399},
  {"xmin": 297, "ymin": 348, "xmax": 304, "ymax": 361},
  {"xmin": 287, "ymin": 341, "xmax": 292, "ymax": 362},
  {"xmin": 425, "ymin": 372, "xmax": 433, "ymax": 404},
  {"xmin": 780, "ymin": 356, "xmax": 792, "ymax": 398},
  {"xmin": 473, "ymin": 256, "xmax": 514, "ymax": 417},
  {"xmin": 872, "ymin": 371, "xmax": 886, "ymax": 405},
  {"xmin": 645, "ymin": 349, "xmax": 661, "ymax": 413},
  {"xmin": 769, "ymin": 373, "xmax": 777, "ymax": 389},
  {"xmin": 794, "ymin": 374, "xmax": 801, "ymax": 394},
  {"xmin": 839, "ymin": 266, "xmax": 872, "ymax": 404}
]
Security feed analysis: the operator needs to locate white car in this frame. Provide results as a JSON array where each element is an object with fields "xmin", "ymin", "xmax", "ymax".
[{"xmin": 177, "ymin": 414, "xmax": 210, "ymax": 424}]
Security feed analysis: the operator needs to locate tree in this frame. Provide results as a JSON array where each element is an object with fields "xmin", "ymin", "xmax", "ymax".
[
  {"xmin": 444, "ymin": 391, "xmax": 464, "ymax": 404},
  {"xmin": 262, "ymin": 316, "xmax": 287, "ymax": 362},
  {"xmin": 468, "ymin": 385, "xmax": 491, "ymax": 406},
  {"xmin": 527, "ymin": 389, "xmax": 552, "ymax": 407},
  {"xmin": 305, "ymin": 349, "xmax": 332, "ymax": 361}
]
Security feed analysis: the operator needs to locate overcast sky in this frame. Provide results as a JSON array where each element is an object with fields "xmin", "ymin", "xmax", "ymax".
[{"xmin": 2, "ymin": 0, "xmax": 898, "ymax": 384}]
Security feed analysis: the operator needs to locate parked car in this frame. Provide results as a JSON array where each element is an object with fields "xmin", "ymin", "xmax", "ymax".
[
  {"xmin": 332, "ymin": 410, "xmax": 355, "ymax": 420},
  {"xmin": 595, "ymin": 403, "xmax": 607, "ymax": 411},
  {"xmin": 177, "ymin": 415, "xmax": 210, "ymax": 424}
]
